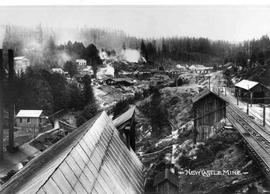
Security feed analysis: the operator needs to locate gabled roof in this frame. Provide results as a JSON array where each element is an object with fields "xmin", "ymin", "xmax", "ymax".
[
  {"xmin": 235, "ymin": 79, "xmax": 259, "ymax": 90},
  {"xmin": 113, "ymin": 106, "xmax": 136, "ymax": 128},
  {"xmin": 153, "ymin": 168, "xmax": 179, "ymax": 187},
  {"xmin": 1, "ymin": 111, "xmax": 144, "ymax": 194},
  {"xmin": 192, "ymin": 89, "xmax": 227, "ymax": 104},
  {"xmin": 16, "ymin": 110, "xmax": 43, "ymax": 118}
]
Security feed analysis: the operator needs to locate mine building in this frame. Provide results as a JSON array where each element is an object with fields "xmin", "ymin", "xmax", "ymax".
[
  {"xmin": 235, "ymin": 79, "xmax": 270, "ymax": 104},
  {"xmin": 192, "ymin": 89, "xmax": 227, "ymax": 142}
]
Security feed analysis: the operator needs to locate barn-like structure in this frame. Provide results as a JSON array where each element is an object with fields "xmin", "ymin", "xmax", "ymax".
[
  {"xmin": 235, "ymin": 79, "xmax": 270, "ymax": 104},
  {"xmin": 153, "ymin": 168, "xmax": 179, "ymax": 194},
  {"xmin": 193, "ymin": 89, "xmax": 227, "ymax": 142}
]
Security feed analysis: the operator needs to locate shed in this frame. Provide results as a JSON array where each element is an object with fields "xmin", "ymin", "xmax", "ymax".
[
  {"xmin": 15, "ymin": 110, "xmax": 46, "ymax": 130},
  {"xmin": 192, "ymin": 89, "xmax": 227, "ymax": 142},
  {"xmin": 235, "ymin": 79, "xmax": 270, "ymax": 103},
  {"xmin": 153, "ymin": 168, "xmax": 179, "ymax": 194}
]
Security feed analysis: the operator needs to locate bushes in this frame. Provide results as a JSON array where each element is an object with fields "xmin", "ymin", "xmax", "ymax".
[{"xmin": 76, "ymin": 103, "xmax": 98, "ymax": 127}]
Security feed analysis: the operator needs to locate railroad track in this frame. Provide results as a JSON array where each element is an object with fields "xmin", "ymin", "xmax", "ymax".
[{"xmin": 226, "ymin": 104, "xmax": 270, "ymax": 178}]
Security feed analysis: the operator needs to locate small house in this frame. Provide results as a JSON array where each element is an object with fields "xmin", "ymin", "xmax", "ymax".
[
  {"xmin": 153, "ymin": 168, "xmax": 179, "ymax": 194},
  {"xmin": 75, "ymin": 59, "xmax": 87, "ymax": 69},
  {"xmin": 16, "ymin": 110, "xmax": 47, "ymax": 129},
  {"xmin": 235, "ymin": 79, "xmax": 270, "ymax": 104},
  {"xmin": 192, "ymin": 89, "xmax": 227, "ymax": 142},
  {"xmin": 51, "ymin": 68, "xmax": 65, "ymax": 75}
]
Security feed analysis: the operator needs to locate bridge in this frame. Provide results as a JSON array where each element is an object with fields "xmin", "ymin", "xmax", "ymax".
[{"xmin": 212, "ymin": 90, "xmax": 270, "ymax": 180}]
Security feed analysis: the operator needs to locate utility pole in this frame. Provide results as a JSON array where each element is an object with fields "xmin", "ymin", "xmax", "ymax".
[
  {"xmin": 0, "ymin": 49, "xmax": 4, "ymax": 159},
  {"xmin": 8, "ymin": 49, "xmax": 14, "ymax": 151}
]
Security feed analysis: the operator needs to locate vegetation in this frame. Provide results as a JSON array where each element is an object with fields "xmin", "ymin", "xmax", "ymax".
[
  {"xmin": 10, "ymin": 68, "xmax": 96, "ymax": 118},
  {"xmin": 63, "ymin": 61, "xmax": 78, "ymax": 77},
  {"xmin": 112, "ymin": 99, "xmax": 130, "ymax": 120},
  {"xmin": 83, "ymin": 44, "xmax": 102, "ymax": 77}
]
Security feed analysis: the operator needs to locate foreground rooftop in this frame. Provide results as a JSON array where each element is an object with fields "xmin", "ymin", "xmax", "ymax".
[{"xmin": 0, "ymin": 111, "xmax": 144, "ymax": 194}]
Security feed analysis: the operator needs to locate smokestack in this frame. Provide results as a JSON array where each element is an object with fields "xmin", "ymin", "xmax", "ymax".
[
  {"xmin": 0, "ymin": 49, "xmax": 4, "ymax": 159},
  {"xmin": 8, "ymin": 49, "xmax": 14, "ymax": 151}
]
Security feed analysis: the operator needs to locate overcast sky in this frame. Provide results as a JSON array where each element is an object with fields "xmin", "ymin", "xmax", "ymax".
[{"xmin": 1, "ymin": 5, "xmax": 270, "ymax": 42}]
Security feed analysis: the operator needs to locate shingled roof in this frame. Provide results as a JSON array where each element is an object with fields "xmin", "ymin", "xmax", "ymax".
[
  {"xmin": 235, "ymin": 79, "xmax": 259, "ymax": 91},
  {"xmin": 113, "ymin": 105, "xmax": 136, "ymax": 128},
  {"xmin": 0, "ymin": 111, "xmax": 144, "ymax": 194},
  {"xmin": 192, "ymin": 88, "xmax": 227, "ymax": 104},
  {"xmin": 153, "ymin": 168, "xmax": 179, "ymax": 187}
]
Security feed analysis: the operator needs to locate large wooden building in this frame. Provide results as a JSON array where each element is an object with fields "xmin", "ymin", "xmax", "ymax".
[{"xmin": 192, "ymin": 89, "xmax": 227, "ymax": 142}]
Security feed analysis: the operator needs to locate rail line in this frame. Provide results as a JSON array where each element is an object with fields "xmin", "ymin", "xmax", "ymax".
[
  {"xmin": 210, "ymin": 89, "xmax": 270, "ymax": 178},
  {"xmin": 226, "ymin": 104, "xmax": 270, "ymax": 178}
]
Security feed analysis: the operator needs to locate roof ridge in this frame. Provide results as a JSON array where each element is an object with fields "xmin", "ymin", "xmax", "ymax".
[{"xmin": 35, "ymin": 111, "xmax": 106, "ymax": 193}]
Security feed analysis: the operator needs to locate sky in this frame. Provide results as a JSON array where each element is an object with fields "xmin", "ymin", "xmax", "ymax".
[{"xmin": 1, "ymin": 5, "xmax": 270, "ymax": 42}]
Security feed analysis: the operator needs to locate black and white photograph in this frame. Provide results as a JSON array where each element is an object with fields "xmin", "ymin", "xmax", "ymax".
[{"xmin": 0, "ymin": 1, "xmax": 270, "ymax": 193}]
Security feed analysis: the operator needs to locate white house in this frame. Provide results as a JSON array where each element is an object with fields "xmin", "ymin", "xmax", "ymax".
[
  {"xmin": 75, "ymin": 59, "xmax": 87, "ymax": 69},
  {"xmin": 16, "ymin": 110, "xmax": 47, "ymax": 129},
  {"xmin": 14, "ymin": 56, "xmax": 30, "ymax": 75},
  {"xmin": 52, "ymin": 68, "xmax": 65, "ymax": 74}
]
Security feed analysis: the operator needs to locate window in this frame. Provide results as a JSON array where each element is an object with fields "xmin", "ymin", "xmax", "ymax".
[
  {"xmin": 19, "ymin": 118, "xmax": 22, "ymax": 123},
  {"xmin": 27, "ymin": 118, "xmax": 30, "ymax": 123}
]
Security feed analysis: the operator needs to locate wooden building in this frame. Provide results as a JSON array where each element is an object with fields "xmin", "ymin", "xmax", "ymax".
[
  {"xmin": 192, "ymin": 89, "xmax": 227, "ymax": 142},
  {"xmin": 15, "ymin": 110, "xmax": 47, "ymax": 130},
  {"xmin": 235, "ymin": 79, "xmax": 270, "ymax": 104},
  {"xmin": 113, "ymin": 106, "xmax": 136, "ymax": 150},
  {"xmin": 153, "ymin": 168, "xmax": 179, "ymax": 194}
]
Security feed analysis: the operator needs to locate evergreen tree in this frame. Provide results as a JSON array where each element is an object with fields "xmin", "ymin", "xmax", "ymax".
[{"xmin": 84, "ymin": 44, "xmax": 102, "ymax": 77}]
